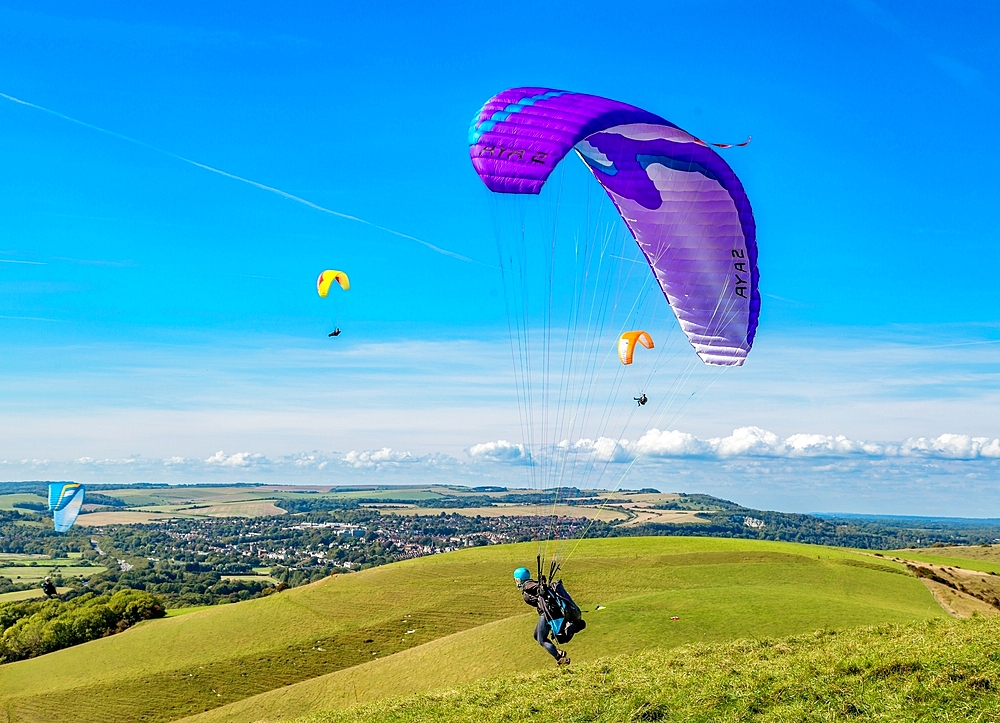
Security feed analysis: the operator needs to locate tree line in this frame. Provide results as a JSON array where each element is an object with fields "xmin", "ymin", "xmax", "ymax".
[{"xmin": 0, "ymin": 589, "xmax": 165, "ymax": 663}]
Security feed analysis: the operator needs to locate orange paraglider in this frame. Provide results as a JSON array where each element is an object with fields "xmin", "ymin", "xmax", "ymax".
[{"xmin": 618, "ymin": 331, "xmax": 654, "ymax": 365}]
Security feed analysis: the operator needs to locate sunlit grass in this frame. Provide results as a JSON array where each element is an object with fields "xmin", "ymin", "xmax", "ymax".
[{"xmin": 300, "ymin": 616, "xmax": 1000, "ymax": 723}]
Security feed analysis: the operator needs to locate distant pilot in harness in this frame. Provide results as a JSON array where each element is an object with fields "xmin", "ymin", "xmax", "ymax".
[
  {"xmin": 634, "ymin": 393, "xmax": 648, "ymax": 406},
  {"xmin": 513, "ymin": 565, "xmax": 585, "ymax": 666},
  {"xmin": 328, "ymin": 328, "xmax": 341, "ymax": 337},
  {"xmin": 41, "ymin": 576, "xmax": 57, "ymax": 598}
]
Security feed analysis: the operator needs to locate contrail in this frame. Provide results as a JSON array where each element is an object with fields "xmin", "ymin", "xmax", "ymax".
[
  {"xmin": 0, "ymin": 314, "xmax": 62, "ymax": 322},
  {"xmin": 1, "ymin": 92, "xmax": 482, "ymax": 265},
  {"xmin": 918, "ymin": 339, "xmax": 1000, "ymax": 349}
]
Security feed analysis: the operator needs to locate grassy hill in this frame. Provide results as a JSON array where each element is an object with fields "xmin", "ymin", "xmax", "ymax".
[
  {"xmin": 890, "ymin": 545, "xmax": 1000, "ymax": 574},
  {"xmin": 0, "ymin": 537, "xmax": 943, "ymax": 723},
  {"xmin": 297, "ymin": 615, "xmax": 1000, "ymax": 723}
]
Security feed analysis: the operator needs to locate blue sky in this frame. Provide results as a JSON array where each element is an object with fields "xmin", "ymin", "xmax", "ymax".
[{"xmin": 1, "ymin": 1, "xmax": 998, "ymax": 514}]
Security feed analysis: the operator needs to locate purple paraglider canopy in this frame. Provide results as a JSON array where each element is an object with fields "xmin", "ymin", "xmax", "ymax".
[{"xmin": 469, "ymin": 87, "xmax": 759, "ymax": 367}]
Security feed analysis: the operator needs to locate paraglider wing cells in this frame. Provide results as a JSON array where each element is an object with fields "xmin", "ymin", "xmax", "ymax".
[
  {"xmin": 317, "ymin": 269, "xmax": 350, "ymax": 297},
  {"xmin": 469, "ymin": 88, "xmax": 759, "ymax": 366},
  {"xmin": 581, "ymin": 126, "xmax": 757, "ymax": 366}
]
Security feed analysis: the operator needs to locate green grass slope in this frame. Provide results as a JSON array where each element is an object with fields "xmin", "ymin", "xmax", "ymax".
[
  {"xmin": 299, "ymin": 615, "xmax": 1000, "ymax": 723},
  {"xmin": 0, "ymin": 538, "xmax": 942, "ymax": 723},
  {"xmin": 176, "ymin": 539, "xmax": 941, "ymax": 723}
]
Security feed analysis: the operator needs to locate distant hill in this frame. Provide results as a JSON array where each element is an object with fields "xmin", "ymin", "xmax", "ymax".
[
  {"xmin": 7, "ymin": 480, "xmax": 1000, "ymax": 554},
  {"xmin": 615, "ymin": 494, "xmax": 1000, "ymax": 548},
  {"xmin": 0, "ymin": 537, "xmax": 941, "ymax": 723}
]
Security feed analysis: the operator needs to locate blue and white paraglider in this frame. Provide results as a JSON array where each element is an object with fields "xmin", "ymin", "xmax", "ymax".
[{"xmin": 48, "ymin": 483, "xmax": 85, "ymax": 533}]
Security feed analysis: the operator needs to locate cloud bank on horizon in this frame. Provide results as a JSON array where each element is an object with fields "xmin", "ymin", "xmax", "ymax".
[
  {"xmin": 6, "ymin": 427, "xmax": 1000, "ymax": 517},
  {"xmin": 8, "ymin": 427, "xmax": 999, "ymax": 476},
  {"xmin": 571, "ymin": 427, "xmax": 1000, "ymax": 463}
]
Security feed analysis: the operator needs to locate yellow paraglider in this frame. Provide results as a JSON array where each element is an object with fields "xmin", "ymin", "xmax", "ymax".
[
  {"xmin": 317, "ymin": 269, "xmax": 350, "ymax": 297},
  {"xmin": 618, "ymin": 331, "xmax": 654, "ymax": 365}
]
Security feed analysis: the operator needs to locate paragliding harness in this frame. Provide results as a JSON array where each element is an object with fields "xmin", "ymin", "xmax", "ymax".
[
  {"xmin": 536, "ymin": 555, "xmax": 586, "ymax": 644},
  {"xmin": 41, "ymin": 578, "xmax": 57, "ymax": 598}
]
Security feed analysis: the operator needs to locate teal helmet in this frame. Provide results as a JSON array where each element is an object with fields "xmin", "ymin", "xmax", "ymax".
[{"xmin": 513, "ymin": 567, "xmax": 531, "ymax": 583}]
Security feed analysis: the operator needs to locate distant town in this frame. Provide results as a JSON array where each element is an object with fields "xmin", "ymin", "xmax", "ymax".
[{"xmin": 3, "ymin": 481, "xmax": 1000, "ymax": 608}]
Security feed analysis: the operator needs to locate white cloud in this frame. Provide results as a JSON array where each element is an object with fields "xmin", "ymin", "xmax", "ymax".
[
  {"xmin": 898, "ymin": 434, "xmax": 1000, "ymax": 460},
  {"xmin": 559, "ymin": 437, "xmax": 631, "ymax": 463},
  {"xmin": 204, "ymin": 451, "xmax": 269, "ymax": 468},
  {"xmin": 288, "ymin": 453, "xmax": 329, "ymax": 470},
  {"xmin": 543, "ymin": 428, "xmax": 1000, "ymax": 463},
  {"xmin": 785, "ymin": 434, "xmax": 883, "ymax": 456},
  {"xmin": 0, "ymin": 458, "xmax": 52, "ymax": 468},
  {"xmin": 342, "ymin": 447, "xmax": 415, "ymax": 468},
  {"xmin": 340, "ymin": 448, "xmax": 456, "ymax": 470},
  {"xmin": 631, "ymin": 429, "xmax": 711, "ymax": 458},
  {"xmin": 69, "ymin": 456, "xmax": 146, "ymax": 467},
  {"xmin": 467, "ymin": 440, "xmax": 527, "ymax": 463},
  {"xmin": 713, "ymin": 427, "xmax": 784, "ymax": 457},
  {"xmin": 703, "ymin": 429, "xmax": 1000, "ymax": 461}
]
